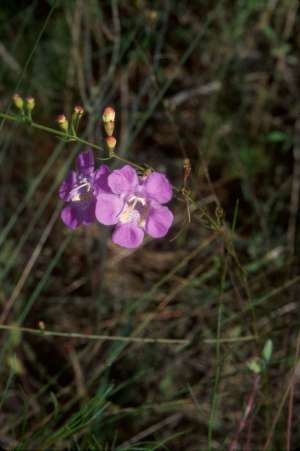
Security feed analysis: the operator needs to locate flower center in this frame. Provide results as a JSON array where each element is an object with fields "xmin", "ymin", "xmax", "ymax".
[
  {"xmin": 70, "ymin": 176, "xmax": 93, "ymax": 202},
  {"xmin": 118, "ymin": 195, "xmax": 146, "ymax": 224}
]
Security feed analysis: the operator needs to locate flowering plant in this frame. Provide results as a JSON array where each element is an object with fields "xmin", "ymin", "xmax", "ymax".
[
  {"xmin": 59, "ymin": 152, "xmax": 174, "ymax": 249},
  {"xmin": 9, "ymin": 97, "xmax": 176, "ymax": 249}
]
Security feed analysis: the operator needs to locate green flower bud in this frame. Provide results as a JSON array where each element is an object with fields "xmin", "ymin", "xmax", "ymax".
[
  {"xmin": 26, "ymin": 96, "xmax": 35, "ymax": 111},
  {"xmin": 57, "ymin": 114, "xmax": 69, "ymax": 132},
  {"xmin": 12, "ymin": 94, "xmax": 24, "ymax": 110}
]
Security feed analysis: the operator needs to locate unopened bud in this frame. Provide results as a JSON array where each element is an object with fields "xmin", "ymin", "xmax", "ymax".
[
  {"xmin": 57, "ymin": 114, "xmax": 69, "ymax": 132},
  {"xmin": 106, "ymin": 136, "xmax": 117, "ymax": 151},
  {"xmin": 12, "ymin": 94, "xmax": 24, "ymax": 110},
  {"xmin": 26, "ymin": 96, "xmax": 35, "ymax": 111},
  {"xmin": 102, "ymin": 106, "xmax": 115, "ymax": 123},
  {"xmin": 38, "ymin": 320, "xmax": 45, "ymax": 331},
  {"xmin": 74, "ymin": 105, "xmax": 84, "ymax": 116},
  {"xmin": 102, "ymin": 106, "xmax": 115, "ymax": 137},
  {"xmin": 104, "ymin": 121, "xmax": 115, "ymax": 136}
]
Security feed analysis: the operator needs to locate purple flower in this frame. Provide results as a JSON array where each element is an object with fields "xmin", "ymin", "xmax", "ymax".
[
  {"xmin": 95, "ymin": 165, "xmax": 174, "ymax": 248},
  {"xmin": 59, "ymin": 149, "xmax": 110, "ymax": 229}
]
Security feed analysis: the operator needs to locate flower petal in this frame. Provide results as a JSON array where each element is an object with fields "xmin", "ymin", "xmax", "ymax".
[
  {"xmin": 144, "ymin": 172, "xmax": 172, "ymax": 204},
  {"xmin": 145, "ymin": 205, "xmax": 174, "ymax": 238},
  {"xmin": 61, "ymin": 205, "xmax": 81, "ymax": 229},
  {"xmin": 95, "ymin": 193, "xmax": 124, "ymax": 225},
  {"xmin": 76, "ymin": 149, "xmax": 94, "ymax": 175},
  {"xmin": 94, "ymin": 164, "xmax": 111, "ymax": 194},
  {"xmin": 108, "ymin": 165, "xmax": 138, "ymax": 195},
  {"xmin": 59, "ymin": 171, "xmax": 77, "ymax": 201},
  {"xmin": 112, "ymin": 223, "xmax": 144, "ymax": 249},
  {"xmin": 79, "ymin": 199, "xmax": 96, "ymax": 225}
]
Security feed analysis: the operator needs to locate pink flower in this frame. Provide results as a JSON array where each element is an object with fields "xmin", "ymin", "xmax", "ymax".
[
  {"xmin": 59, "ymin": 149, "xmax": 110, "ymax": 229},
  {"xmin": 95, "ymin": 165, "xmax": 174, "ymax": 249}
]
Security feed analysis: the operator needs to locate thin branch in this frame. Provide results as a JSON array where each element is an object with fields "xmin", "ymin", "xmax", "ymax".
[{"xmin": 0, "ymin": 324, "xmax": 189, "ymax": 346}]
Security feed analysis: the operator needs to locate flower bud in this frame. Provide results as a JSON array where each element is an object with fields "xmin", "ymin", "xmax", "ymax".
[
  {"xmin": 57, "ymin": 114, "xmax": 69, "ymax": 132},
  {"xmin": 26, "ymin": 96, "xmax": 35, "ymax": 111},
  {"xmin": 102, "ymin": 106, "xmax": 115, "ymax": 137},
  {"xmin": 74, "ymin": 105, "xmax": 84, "ymax": 117},
  {"xmin": 38, "ymin": 320, "xmax": 45, "ymax": 331},
  {"xmin": 12, "ymin": 94, "xmax": 24, "ymax": 110},
  {"xmin": 102, "ymin": 106, "xmax": 115, "ymax": 123},
  {"xmin": 106, "ymin": 136, "xmax": 117, "ymax": 151},
  {"xmin": 104, "ymin": 122, "xmax": 115, "ymax": 137},
  {"xmin": 72, "ymin": 106, "xmax": 84, "ymax": 131}
]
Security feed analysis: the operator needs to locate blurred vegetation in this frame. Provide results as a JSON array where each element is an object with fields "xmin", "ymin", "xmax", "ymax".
[{"xmin": 0, "ymin": 0, "xmax": 299, "ymax": 449}]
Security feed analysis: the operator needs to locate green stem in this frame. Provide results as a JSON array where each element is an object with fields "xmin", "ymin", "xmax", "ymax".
[
  {"xmin": 0, "ymin": 323, "xmax": 188, "ymax": 346},
  {"xmin": 0, "ymin": 111, "xmax": 144, "ymax": 171}
]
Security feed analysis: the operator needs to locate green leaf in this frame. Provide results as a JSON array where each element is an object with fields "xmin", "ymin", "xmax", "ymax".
[
  {"xmin": 265, "ymin": 131, "xmax": 289, "ymax": 143},
  {"xmin": 262, "ymin": 339, "xmax": 273, "ymax": 362}
]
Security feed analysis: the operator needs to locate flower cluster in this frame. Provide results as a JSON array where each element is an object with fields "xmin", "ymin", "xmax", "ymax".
[{"xmin": 59, "ymin": 150, "xmax": 174, "ymax": 248}]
